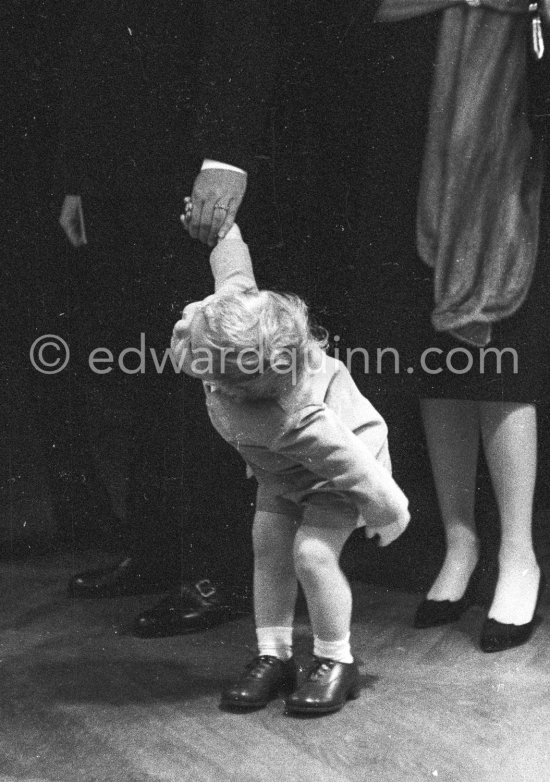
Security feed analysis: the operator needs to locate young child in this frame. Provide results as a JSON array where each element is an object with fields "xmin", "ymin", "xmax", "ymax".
[{"xmin": 172, "ymin": 221, "xmax": 410, "ymax": 714}]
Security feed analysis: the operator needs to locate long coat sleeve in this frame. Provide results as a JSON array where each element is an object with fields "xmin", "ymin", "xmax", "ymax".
[
  {"xmin": 193, "ymin": 0, "xmax": 277, "ymax": 172},
  {"xmin": 57, "ymin": 1, "xmax": 276, "ymax": 192}
]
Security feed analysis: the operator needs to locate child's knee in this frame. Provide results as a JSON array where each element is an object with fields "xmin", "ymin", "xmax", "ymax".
[
  {"xmin": 293, "ymin": 535, "xmax": 336, "ymax": 580},
  {"xmin": 252, "ymin": 511, "xmax": 296, "ymax": 561}
]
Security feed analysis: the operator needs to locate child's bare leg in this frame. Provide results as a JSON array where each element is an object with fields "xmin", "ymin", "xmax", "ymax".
[
  {"xmin": 293, "ymin": 523, "xmax": 356, "ymax": 662},
  {"xmin": 253, "ymin": 510, "xmax": 299, "ymax": 659},
  {"xmin": 286, "ymin": 511, "xmax": 362, "ymax": 713},
  {"xmin": 220, "ymin": 510, "xmax": 298, "ymax": 708}
]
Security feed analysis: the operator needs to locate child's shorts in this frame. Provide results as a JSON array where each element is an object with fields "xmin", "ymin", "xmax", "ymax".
[
  {"xmin": 253, "ymin": 439, "xmax": 392, "ymax": 532},
  {"xmin": 255, "ymin": 481, "xmax": 363, "ymax": 530}
]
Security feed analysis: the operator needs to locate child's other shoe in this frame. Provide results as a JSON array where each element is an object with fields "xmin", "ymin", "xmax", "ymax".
[
  {"xmin": 286, "ymin": 657, "xmax": 361, "ymax": 714},
  {"xmin": 220, "ymin": 655, "xmax": 297, "ymax": 709}
]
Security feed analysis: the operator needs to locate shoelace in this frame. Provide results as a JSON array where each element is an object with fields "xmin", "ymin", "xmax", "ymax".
[
  {"xmin": 307, "ymin": 659, "xmax": 337, "ymax": 681},
  {"xmin": 244, "ymin": 656, "xmax": 280, "ymax": 679}
]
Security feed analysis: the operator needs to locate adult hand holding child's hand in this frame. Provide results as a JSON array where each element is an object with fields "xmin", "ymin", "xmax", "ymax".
[
  {"xmin": 181, "ymin": 199, "xmax": 241, "ymax": 242},
  {"xmin": 186, "ymin": 168, "xmax": 247, "ymax": 247}
]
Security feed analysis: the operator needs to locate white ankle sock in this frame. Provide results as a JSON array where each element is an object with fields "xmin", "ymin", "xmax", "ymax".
[
  {"xmin": 313, "ymin": 633, "xmax": 353, "ymax": 664},
  {"xmin": 256, "ymin": 626, "xmax": 293, "ymax": 660}
]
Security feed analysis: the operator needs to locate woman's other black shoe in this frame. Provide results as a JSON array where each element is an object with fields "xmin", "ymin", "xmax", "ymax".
[
  {"xmin": 479, "ymin": 572, "xmax": 546, "ymax": 653},
  {"xmin": 413, "ymin": 594, "xmax": 471, "ymax": 629}
]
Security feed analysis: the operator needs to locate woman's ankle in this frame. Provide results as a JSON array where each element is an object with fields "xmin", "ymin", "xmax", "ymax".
[
  {"xmin": 488, "ymin": 562, "xmax": 542, "ymax": 624},
  {"xmin": 427, "ymin": 535, "xmax": 479, "ymax": 601}
]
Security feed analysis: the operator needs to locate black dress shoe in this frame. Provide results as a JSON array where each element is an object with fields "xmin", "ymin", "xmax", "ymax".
[
  {"xmin": 413, "ymin": 594, "xmax": 471, "ymax": 629},
  {"xmin": 286, "ymin": 658, "xmax": 361, "ymax": 715},
  {"xmin": 67, "ymin": 557, "xmax": 173, "ymax": 599},
  {"xmin": 221, "ymin": 656, "xmax": 297, "ymax": 709},
  {"xmin": 133, "ymin": 579, "xmax": 249, "ymax": 637},
  {"xmin": 479, "ymin": 572, "xmax": 546, "ymax": 653}
]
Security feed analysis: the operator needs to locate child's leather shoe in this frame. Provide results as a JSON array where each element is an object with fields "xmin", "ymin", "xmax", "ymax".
[
  {"xmin": 286, "ymin": 657, "xmax": 360, "ymax": 714},
  {"xmin": 221, "ymin": 655, "xmax": 297, "ymax": 709}
]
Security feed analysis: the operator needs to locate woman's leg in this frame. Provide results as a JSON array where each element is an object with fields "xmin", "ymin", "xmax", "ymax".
[
  {"xmin": 293, "ymin": 522, "xmax": 356, "ymax": 661},
  {"xmin": 253, "ymin": 510, "xmax": 299, "ymax": 658},
  {"xmin": 420, "ymin": 398, "xmax": 481, "ymax": 601},
  {"xmin": 479, "ymin": 402, "xmax": 540, "ymax": 624}
]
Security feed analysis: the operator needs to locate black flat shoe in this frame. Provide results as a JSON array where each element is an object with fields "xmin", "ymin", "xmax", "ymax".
[
  {"xmin": 480, "ymin": 572, "xmax": 546, "ymax": 653},
  {"xmin": 67, "ymin": 557, "xmax": 173, "ymax": 599},
  {"xmin": 286, "ymin": 658, "xmax": 361, "ymax": 715},
  {"xmin": 413, "ymin": 594, "xmax": 471, "ymax": 629},
  {"xmin": 221, "ymin": 656, "xmax": 297, "ymax": 709},
  {"xmin": 133, "ymin": 579, "xmax": 249, "ymax": 637}
]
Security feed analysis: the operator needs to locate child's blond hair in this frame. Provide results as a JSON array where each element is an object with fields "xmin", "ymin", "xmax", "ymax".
[{"xmin": 200, "ymin": 288, "xmax": 328, "ymax": 399}]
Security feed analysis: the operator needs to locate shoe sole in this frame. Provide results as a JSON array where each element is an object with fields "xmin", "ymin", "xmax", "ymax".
[
  {"xmin": 220, "ymin": 698, "xmax": 271, "ymax": 710},
  {"xmin": 286, "ymin": 687, "xmax": 361, "ymax": 715},
  {"xmin": 220, "ymin": 679, "xmax": 297, "ymax": 710}
]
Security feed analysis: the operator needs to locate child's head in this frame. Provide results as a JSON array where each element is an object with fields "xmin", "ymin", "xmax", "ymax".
[{"xmin": 189, "ymin": 288, "xmax": 327, "ymax": 399}]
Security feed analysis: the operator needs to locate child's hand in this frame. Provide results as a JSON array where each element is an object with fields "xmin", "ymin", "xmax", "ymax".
[{"xmin": 365, "ymin": 503, "xmax": 410, "ymax": 547}]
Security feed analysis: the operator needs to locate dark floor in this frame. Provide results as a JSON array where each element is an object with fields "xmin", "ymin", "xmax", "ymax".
[{"xmin": 0, "ymin": 554, "xmax": 549, "ymax": 782}]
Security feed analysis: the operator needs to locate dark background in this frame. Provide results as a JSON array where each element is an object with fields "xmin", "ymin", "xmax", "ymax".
[{"xmin": 2, "ymin": 0, "xmax": 550, "ymax": 596}]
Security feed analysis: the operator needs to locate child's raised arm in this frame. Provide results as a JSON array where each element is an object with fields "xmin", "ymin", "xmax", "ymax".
[
  {"xmin": 209, "ymin": 224, "xmax": 257, "ymax": 294},
  {"xmin": 171, "ymin": 223, "xmax": 257, "ymax": 374}
]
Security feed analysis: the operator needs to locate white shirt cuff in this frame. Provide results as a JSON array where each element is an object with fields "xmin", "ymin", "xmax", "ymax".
[{"xmin": 201, "ymin": 159, "xmax": 246, "ymax": 174}]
